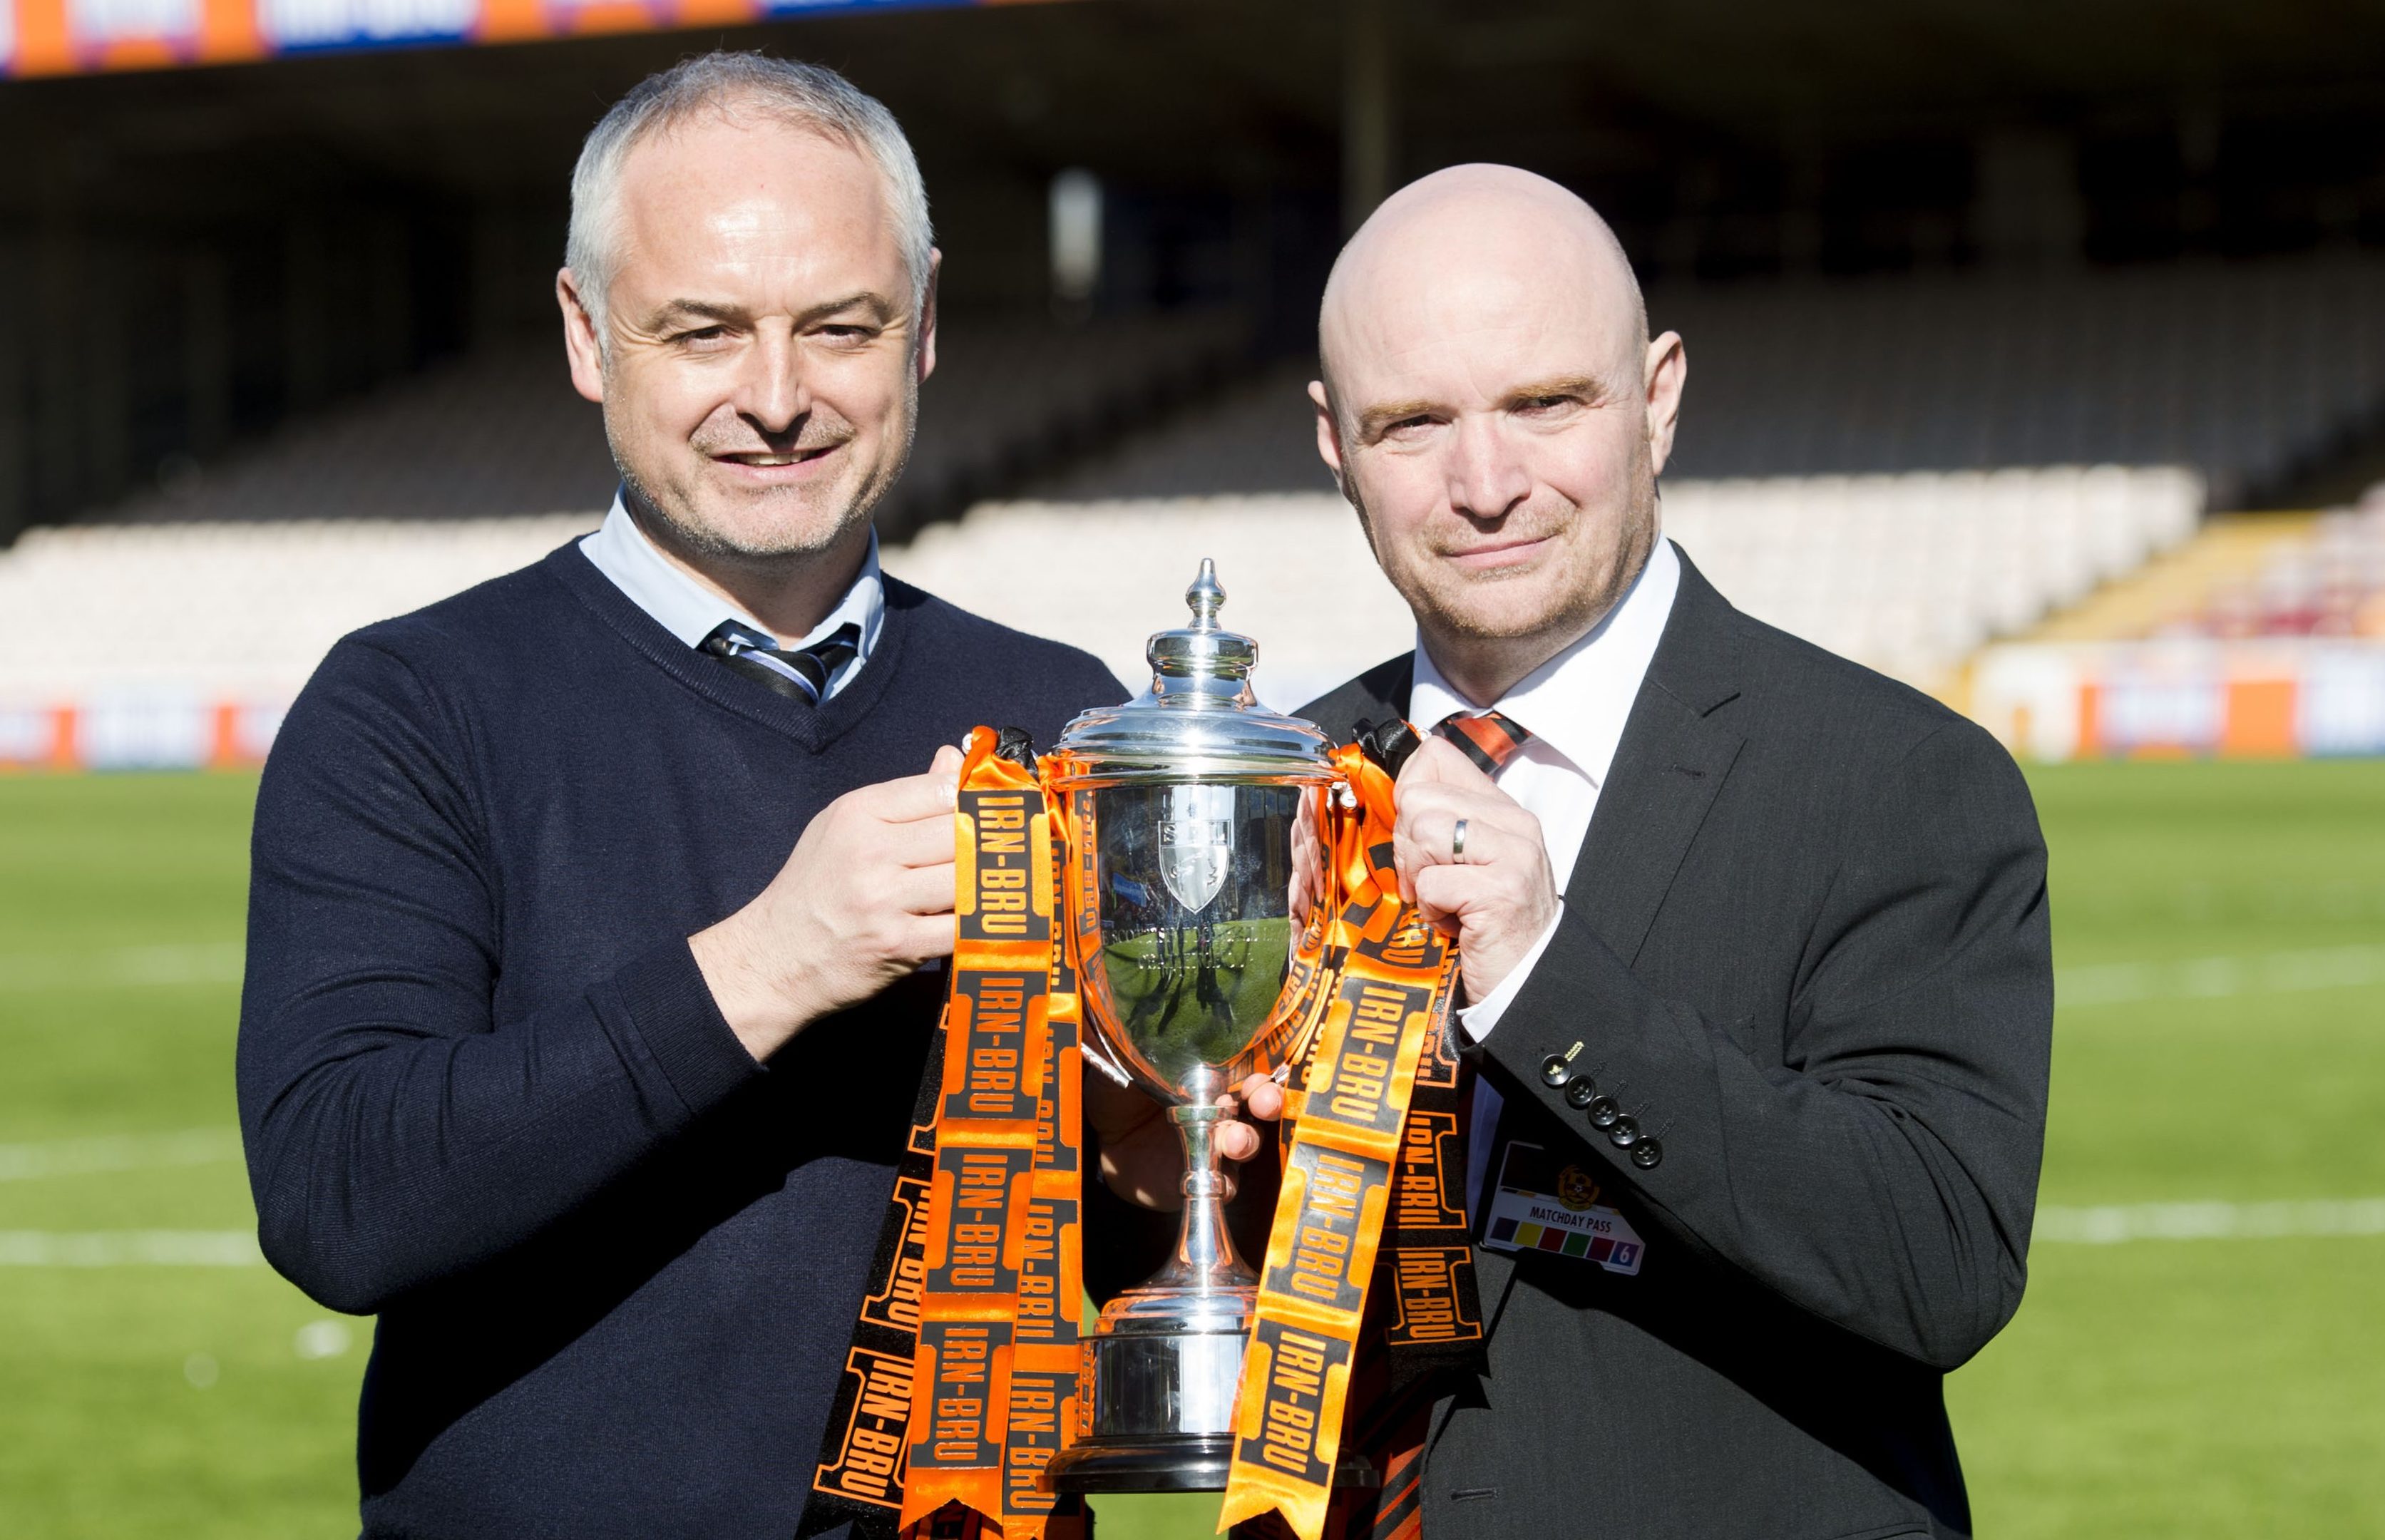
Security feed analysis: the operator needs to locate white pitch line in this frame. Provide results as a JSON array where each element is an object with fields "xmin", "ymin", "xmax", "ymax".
[
  {"xmin": 2036, "ymin": 1198, "xmax": 2385, "ymax": 1244},
  {"xmin": 1, "ymin": 1202, "xmax": 2378, "ymax": 1266},
  {"xmin": 0, "ymin": 1127, "xmax": 243, "ymax": 1182},
  {"xmin": 0, "ymin": 1230, "xmax": 262, "ymax": 1266},
  {"xmin": 2057, "ymin": 943, "xmax": 2385, "ymax": 1009},
  {"xmin": 0, "ymin": 942, "xmax": 244, "ymax": 992},
  {"xmin": 6, "ymin": 937, "xmax": 2377, "ymax": 1005}
]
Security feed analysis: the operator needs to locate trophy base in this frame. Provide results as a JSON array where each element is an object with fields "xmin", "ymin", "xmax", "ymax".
[
  {"xmin": 1043, "ymin": 1285, "xmax": 1381, "ymax": 1497},
  {"xmin": 1044, "ymin": 1432, "xmax": 1236, "ymax": 1494},
  {"xmin": 1044, "ymin": 1434, "xmax": 1382, "ymax": 1496}
]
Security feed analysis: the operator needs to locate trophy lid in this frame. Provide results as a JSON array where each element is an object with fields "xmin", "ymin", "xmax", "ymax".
[{"xmin": 1050, "ymin": 559, "xmax": 1333, "ymax": 784}]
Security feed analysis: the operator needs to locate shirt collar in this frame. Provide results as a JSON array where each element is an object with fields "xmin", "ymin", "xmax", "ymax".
[
  {"xmin": 1408, "ymin": 536, "xmax": 1681, "ymax": 789},
  {"xmin": 578, "ymin": 491, "xmax": 885, "ymax": 667}
]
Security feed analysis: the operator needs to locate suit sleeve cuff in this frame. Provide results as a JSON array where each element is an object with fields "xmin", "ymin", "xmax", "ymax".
[
  {"xmin": 605, "ymin": 939, "xmax": 766, "ymax": 1122},
  {"xmin": 1457, "ymin": 905, "xmax": 1564, "ymax": 1042}
]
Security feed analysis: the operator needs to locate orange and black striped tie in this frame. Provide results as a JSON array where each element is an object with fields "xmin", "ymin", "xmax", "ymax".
[{"xmin": 1432, "ymin": 710, "xmax": 1533, "ymax": 776}]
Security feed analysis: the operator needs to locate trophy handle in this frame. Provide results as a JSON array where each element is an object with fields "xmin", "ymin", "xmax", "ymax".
[
  {"xmin": 1049, "ymin": 771, "xmax": 1122, "ymax": 1065},
  {"xmin": 1079, "ymin": 1030, "xmax": 1134, "ymax": 1089}
]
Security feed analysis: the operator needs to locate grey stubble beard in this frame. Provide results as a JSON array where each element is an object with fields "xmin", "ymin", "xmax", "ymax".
[{"xmin": 607, "ymin": 366, "xmax": 921, "ymax": 568}]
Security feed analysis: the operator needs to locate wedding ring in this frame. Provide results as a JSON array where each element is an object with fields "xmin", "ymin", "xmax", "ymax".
[{"xmin": 1451, "ymin": 817, "xmax": 1470, "ymax": 861}]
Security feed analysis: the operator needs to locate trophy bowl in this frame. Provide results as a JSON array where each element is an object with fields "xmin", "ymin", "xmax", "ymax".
[
  {"xmin": 1040, "ymin": 560, "xmax": 1344, "ymax": 1496},
  {"xmin": 1073, "ymin": 778, "xmax": 1314, "ymax": 1102}
]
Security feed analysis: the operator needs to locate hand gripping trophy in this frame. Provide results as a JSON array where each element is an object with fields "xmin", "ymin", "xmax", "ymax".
[{"xmin": 799, "ymin": 563, "xmax": 1479, "ymax": 1540}]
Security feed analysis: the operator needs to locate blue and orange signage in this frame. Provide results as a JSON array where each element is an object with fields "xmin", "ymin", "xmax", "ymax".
[{"xmin": 1, "ymin": 0, "xmax": 1051, "ymax": 78}]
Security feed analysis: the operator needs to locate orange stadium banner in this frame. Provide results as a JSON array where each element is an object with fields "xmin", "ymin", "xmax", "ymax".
[
  {"xmin": 19, "ymin": 637, "xmax": 2385, "ymax": 771},
  {"xmin": 1971, "ymin": 640, "xmax": 2385, "ymax": 764},
  {"xmin": 1, "ymin": 0, "xmax": 1065, "ymax": 78}
]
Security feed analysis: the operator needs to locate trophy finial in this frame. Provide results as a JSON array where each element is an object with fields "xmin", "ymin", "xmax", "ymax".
[
  {"xmin": 1186, "ymin": 558, "xmax": 1225, "ymax": 630},
  {"xmin": 1137, "ymin": 558, "xmax": 1261, "ymax": 689}
]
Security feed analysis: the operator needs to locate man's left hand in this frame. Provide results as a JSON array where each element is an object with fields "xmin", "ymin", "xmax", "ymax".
[
  {"xmin": 1089, "ymin": 1074, "xmax": 1268, "ymax": 1210},
  {"xmin": 1391, "ymin": 736, "xmax": 1560, "ymax": 1002}
]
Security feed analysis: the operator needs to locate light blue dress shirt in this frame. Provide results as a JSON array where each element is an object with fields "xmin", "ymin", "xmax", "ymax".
[{"xmin": 578, "ymin": 493, "xmax": 885, "ymax": 701}]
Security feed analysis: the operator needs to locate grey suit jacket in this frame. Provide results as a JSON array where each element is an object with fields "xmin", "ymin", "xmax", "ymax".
[{"xmin": 1298, "ymin": 546, "xmax": 2053, "ymax": 1540}]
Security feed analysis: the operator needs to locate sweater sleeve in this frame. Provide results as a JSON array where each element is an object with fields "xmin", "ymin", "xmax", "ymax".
[
  {"xmin": 235, "ymin": 636, "xmax": 764, "ymax": 1315},
  {"xmin": 1483, "ymin": 717, "xmax": 2053, "ymax": 1370}
]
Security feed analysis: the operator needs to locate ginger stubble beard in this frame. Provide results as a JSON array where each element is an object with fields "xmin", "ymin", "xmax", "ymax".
[{"xmin": 1341, "ymin": 425, "xmax": 1662, "ymax": 656}]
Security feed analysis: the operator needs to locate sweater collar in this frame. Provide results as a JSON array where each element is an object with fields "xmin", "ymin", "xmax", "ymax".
[
  {"xmin": 577, "ymin": 493, "xmax": 886, "ymax": 701},
  {"xmin": 544, "ymin": 535, "xmax": 913, "ymax": 756}
]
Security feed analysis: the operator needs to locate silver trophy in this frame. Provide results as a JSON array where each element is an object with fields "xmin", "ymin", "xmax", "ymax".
[{"xmin": 1040, "ymin": 560, "xmax": 1344, "ymax": 1495}]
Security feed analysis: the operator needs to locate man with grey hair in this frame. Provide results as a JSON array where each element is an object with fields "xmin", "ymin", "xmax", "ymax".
[{"xmin": 237, "ymin": 53, "xmax": 1123, "ymax": 1538}]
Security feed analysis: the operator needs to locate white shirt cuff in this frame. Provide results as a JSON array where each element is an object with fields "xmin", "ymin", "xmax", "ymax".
[{"xmin": 1455, "ymin": 906, "xmax": 1563, "ymax": 1042}]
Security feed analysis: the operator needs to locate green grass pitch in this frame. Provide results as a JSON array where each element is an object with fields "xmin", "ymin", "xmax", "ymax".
[{"xmin": 2, "ymin": 763, "xmax": 2380, "ymax": 1536}]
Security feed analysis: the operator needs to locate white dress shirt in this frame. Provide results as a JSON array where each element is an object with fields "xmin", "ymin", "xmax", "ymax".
[
  {"xmin": 1405, "ymin": 538, "xmax": 1681, "ymax": 1211},
  {"xmin": 578, "ymin": 493, "xmax": 885, "ymax": 700}
]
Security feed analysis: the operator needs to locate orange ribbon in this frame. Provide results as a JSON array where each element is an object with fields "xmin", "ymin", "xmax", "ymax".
[
  {"xmin": 803, "ymin": 728, "xmax": 1086, "ymax": 1540},
  {"xmin": 1216, "ymin": 746, "xmax": 1459, "ymax": 1540},
  {"xmin": 802, "ymin": 730, "xmax": 1462, "ymax": 1540}
]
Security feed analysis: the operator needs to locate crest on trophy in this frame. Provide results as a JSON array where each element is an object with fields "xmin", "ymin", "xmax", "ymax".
[{"xmin": 1157, "ymin": 784, "xmax": 1236, "ymax": 912}]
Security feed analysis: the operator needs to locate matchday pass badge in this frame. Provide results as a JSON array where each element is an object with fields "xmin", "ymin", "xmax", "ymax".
[{"xmin": 1479, "ymin": 1142, "xmax": 1646, "ymax": 1275}]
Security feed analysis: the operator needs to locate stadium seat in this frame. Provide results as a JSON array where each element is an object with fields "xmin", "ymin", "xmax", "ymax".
[
  {"xmin": 31, "ymin": 254, "xmax": 2385, "ymax": 754},
  {"xmin": 891, "ymin": 467, "xmax": 2206, "ymax": 697},
  {"xmin": 2167, "ymin": 493, "xmax": 2385, "ymax": 639},
  {"xmin": 1030, "ymin": 256, "xmax": 2385, "ymax": 515},
  {"xmin": 88, "ymin": 309, "xmax": 1253, "ymax": 539},
  {"xmin": 1653, "ymin": 256, "xmax": 2385, "ymax": 504},
  {"xmin": 0, "ymin": 518, "xmax": 599, "ymax": 767}
]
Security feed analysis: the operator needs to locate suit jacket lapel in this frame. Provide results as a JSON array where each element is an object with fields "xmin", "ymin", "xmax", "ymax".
[
  {"xmin": 1467, "ymin": 550, "xmax": 1747, "ymax": 1355},
  {"xmin": 1566, "ymin": 547, "xmax": 1747, "ymax": 965},
  {"xmin": 1327, "ymin": 550, "xmax": 1748, "ymax": 965},
  {"xmin": 1299, "ymin": 653, "xmax": 1412, "ymax": 744},
  {"xmin": 1309, "ymin": 555, "xmax": 1748, "ymax": 1355}
]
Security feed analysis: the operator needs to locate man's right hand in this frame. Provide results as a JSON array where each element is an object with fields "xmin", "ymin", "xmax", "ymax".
[{"xmin": 692, "ymin": 744, "xmax": 965, "ymax": 1061}]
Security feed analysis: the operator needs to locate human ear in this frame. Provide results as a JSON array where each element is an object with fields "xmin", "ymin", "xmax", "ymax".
[
  {"xmin": 557, "ymin": 270, "xmax": 605, "ymax": 406},
  {"xmin": 916, "ymin": 249, "xmax": 943, "ymax": 384},
  {"xmin": 1643, "ymin": 330, "xmax": 1687, "ymax": 477},
  {"xmin": 1310, "ymin": 379, "xmax": 1351, "ymax": 499}
]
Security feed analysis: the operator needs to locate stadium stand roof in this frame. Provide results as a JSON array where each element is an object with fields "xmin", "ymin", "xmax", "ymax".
[{"xmin": 9, "ymin": 0, "xmax": 2385, "ymax": 539}]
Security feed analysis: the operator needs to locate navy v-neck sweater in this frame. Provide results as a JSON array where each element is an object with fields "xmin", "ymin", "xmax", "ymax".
[{"xmin": 236, "ymin": 542, "xmax": 1125, "ymax": 1539}]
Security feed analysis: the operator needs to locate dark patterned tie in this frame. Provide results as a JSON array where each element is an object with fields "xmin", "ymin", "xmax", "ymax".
[
  {"xmin": 699, "ymin": 620, "xmax": 861, "ymax": 705},
  {"xmin": 1344, "ymin": 710, "xmax": 1535, "ymax": 1540}
]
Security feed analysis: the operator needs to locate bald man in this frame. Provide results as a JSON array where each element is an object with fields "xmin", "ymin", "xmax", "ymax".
[{"xmin": 1256, "ymin": 166, "xmax": 2053, "ymax": 1539}]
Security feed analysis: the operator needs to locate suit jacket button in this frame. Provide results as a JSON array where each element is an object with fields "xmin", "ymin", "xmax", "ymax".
[
  {"xmin": 1540, "ymin": 1054, "xmax": 1571, "ymax": 1088},
  {"xmin": 1564, "ymin": 1075, "xmax": 1599, "ymax": 1108},
  {"xmin": 1585, "ymin": 1096, "xmax": 1621, "ymax": 1130},
  {"xmin": 1631, "ymin": 1139, "xmax": 1663, "ymax": 1170},
  {"xmin": 1609, "ymin": 1116, "xmax": 1641, "ymax": 1147}
]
